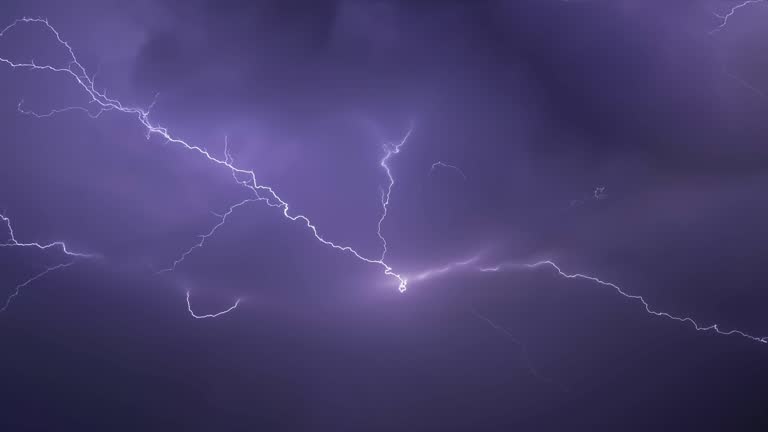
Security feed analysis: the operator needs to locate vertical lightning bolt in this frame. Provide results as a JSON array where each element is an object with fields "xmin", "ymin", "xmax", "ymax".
[
  {"xmin": 1, "ymin": 213, "xmax": 92, "ymax": 312},
  {"xmin": 0, "ymin": 17, "xmax": 408, "ymax": 297},
  {"xmin": 377, "ymin": 127, "xmax": 412, "ymax": 261},
  {"xmin": 429, "ymin": 161, "xmax": 467, "ymax": 180}
]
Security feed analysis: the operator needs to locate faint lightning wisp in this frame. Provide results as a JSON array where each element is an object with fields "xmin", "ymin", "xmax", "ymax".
[
  {"xmin": 593, "ymin": 186, "xmax": 607, "ymax": 200},
  {"xmin": 377, "ymin": 127, "xmax": 412, "ymax": 261},
  {"xmin": 430, "ymin": 161, "xmax": 467, "ymax": 180},
  {"xmin": 0, "ymin": 17, "xmax": 408, "ymax": 294},
  {"xmin": 158, "ymin": 198, "xmax": 256, "ymax": 274},
  {"xmin": 1, "ymin": 213, "xmax": 92, "ymax": 312},
  {"xmin": 569, "ymin": 185, "xmax": 607, "ymax": 207},
  {"xmin": 412, "ymin": 255, "xmax": 480, "ymax": 282},
  {"xmin": 723, "ymin": 67, "xmax": 765, "ymax": 98},
  {"xmin": 471, "ymin": 307, "xmax": 564, "ymax": 390},
  {"xmin": 710, "ymin": 0, "xmax": 765, "ymax": 33},
  {"xmin": 185, "ymin": 291, "xmax": 241, "ymax": 319}
]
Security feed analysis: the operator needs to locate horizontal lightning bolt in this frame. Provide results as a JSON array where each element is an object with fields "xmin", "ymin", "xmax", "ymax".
[
  {"xmin": 475, "ymin": 260, "xmax": 767, "ymax": 344},
  {"xmin": 412, "ymin": 255, "xmax": 480, "ymax": 282},
  {"xmin": 1, "ymin": 213, "xmax": 91, "ymax": 258},
  {"xmin": 523, "ymin": 261, "xmax": 768, "ymax": 343}
]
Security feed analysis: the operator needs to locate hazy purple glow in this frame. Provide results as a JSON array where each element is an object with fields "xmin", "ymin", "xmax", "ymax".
[{"xmin": 2, "ymin": 1, "xmax": 768, "ymax": 430}]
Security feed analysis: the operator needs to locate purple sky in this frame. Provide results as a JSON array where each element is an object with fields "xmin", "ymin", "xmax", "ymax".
[{"xmin": 2, "ymin": 1, "xmax": 768, "ymax": 430}]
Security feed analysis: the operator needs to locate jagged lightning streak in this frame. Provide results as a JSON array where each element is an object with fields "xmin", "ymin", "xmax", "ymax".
[
  {"xmin": 1, "ymin": 213, "xmax": 92, "ymax": 312},
  {"xmin": 376, "ymin": 127, "xmax": 412, "ymax": 261},
  {"xmin": 2, "ymin": 262, "xmax": 75, "ymax": 312},
  {"xmin": 710, "ymin": 0, "xmax": 765, "ymax": 33},
  {"xmin": 186, "ymin": 291, "xmax": 241, "ymax": 319},
  {"xmin": 477, "ymin": 261, "xmax": 768, "ymax": 344},
  {"xmin": 0, "ymin": 17, "xmax": 408, "ymax": 294},
  {"xmin": 0, "ymin": 214, "xmax": 90, "ymax": 257},
  {"xmin": 405, "ymin": 249, "xmax": 767, "ymax": 345},
  {"xmin": 430, "ymin": 161, "xmax": 467, "ymax": 180}
]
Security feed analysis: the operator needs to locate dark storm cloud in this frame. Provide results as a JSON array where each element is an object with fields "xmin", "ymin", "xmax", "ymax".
[
  {"xmin": 3, "ymin": 0, "xmax": 768, "ymax": 430},
  {"xmin": 132, "ymin": 0, "xmax": 768, "ymax": 183}
]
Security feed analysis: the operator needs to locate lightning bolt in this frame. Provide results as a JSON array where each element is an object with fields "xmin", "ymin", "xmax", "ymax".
[
  {"xmin": 473, "ymin": 260, "xmax": 767, "ymax": 344},
  {"xmin": 376, "ymin": 127, "xmax": 412, "ymax": 261},
  {"xmin": 186, "ymin": 291, "xmax": 241, "ymax": 319},
  {"xmin": 430, "ymin": 161, "xmax": 467, "ymax": 180},
  {"xmin": 157, "ymin": 198, "xmax": 257, "ymax": 274},
  {"xmin": 710, "ymin": 0, "xmax": 765, "ymax": 33},
  {"xmin": 2, "ymin": 262, "xmax": 76, "ymax": 313},
  {"xmin": 1, "ymin": 213, "xmax": 92, "ymax": 311},
  {"xmin": 471, "ymin": 307, "xmax": 566, "ymax": 391},
  {"xmin": 412, "ymin": 255, "xmax": 480, "ymax": 282},
  {"xmin": 0, "ymin": 17, "xmax": 409, "ymax": 304},
  {"xmin": 524, "ymin": 261, "xmax": 768, "ymax": 343},
  {"xmin": 0, "ymin": 214, "xmax": 90, "ymax": 257},
  {"xmin": 2, "ymin": 17, "xmax": 766, "ymax": 345}
]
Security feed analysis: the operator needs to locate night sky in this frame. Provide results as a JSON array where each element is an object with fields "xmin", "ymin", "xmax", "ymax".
[{"xmin": 2, "ymin": 1, "xmax": 768, "ymax": 430}]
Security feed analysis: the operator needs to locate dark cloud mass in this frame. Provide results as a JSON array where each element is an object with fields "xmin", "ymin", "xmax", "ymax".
[{"xmin": 2, "ymin": 0, "xmax": 768, "ymax": 430}]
